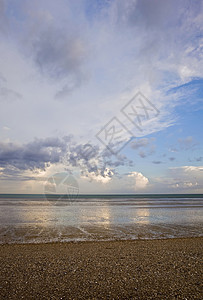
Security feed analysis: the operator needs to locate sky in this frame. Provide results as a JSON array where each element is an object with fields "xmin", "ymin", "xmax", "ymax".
[{"xmin": 0, "ymin": 0, "xmax": 203, "ymax": 194}]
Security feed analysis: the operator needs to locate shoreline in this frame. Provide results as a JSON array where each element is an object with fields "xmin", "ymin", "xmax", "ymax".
[
  {"xmin": 1, "ymin": 237, "xmax": 202, "ymax": 299},
  {"xmin": 1, "ymin": 222, "xmax": 202, "ymax": 245},
  {"xmin": 1, "ymin": 235, "xmax": 203, "ymax": 246}
]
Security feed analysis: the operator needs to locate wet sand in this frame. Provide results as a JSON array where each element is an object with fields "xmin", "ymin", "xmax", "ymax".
[{"xmin": 0, "ymin": 238, "xmax": 202, "ymax": 299}]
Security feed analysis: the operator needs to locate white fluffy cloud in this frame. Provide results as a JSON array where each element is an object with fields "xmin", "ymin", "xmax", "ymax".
[
  {"xmin": 81, "ymin": 167, "xmax": 114, "ymax": 184},
  {"xmin": 151, "ymin": 166, "xmax": 203, "ymax": 193},
  {"xmin": 128, "ymin": 171, "xmax": 149, "ymax": 189}
]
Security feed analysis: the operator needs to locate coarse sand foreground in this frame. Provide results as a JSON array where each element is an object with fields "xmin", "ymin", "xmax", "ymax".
[{"xmin": 0, "ymin": 237, "xmax": 202, "ymax": 299}]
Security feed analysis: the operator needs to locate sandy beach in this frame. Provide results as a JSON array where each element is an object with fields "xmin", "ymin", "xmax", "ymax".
[{"xmin": 0, "ymin": 237, "xmax": 202, "ymax": 299}]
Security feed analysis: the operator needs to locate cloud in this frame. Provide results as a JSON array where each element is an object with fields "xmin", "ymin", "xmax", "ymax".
[
  {"xmin": 2, "ymin": 126, "xmax": 10, "ymax": 131},
  {"xmin": 0, "ymin": 166, "xmax": 37, "ymax": 181},
  {"xmin": 128, "ymin": 171, "xmax": 149, "ymax": 189},
  {"xmin": 0, "ymin": 87, "xmax": 22, "ymax": 102},
  {"xmin": 138, "ymin": 151, "xmax": 146, "ymax": 158},
  {"xmin": 64, "ymin": 142, "xmax": 133, "ymax": 182},
  {"xmin": 169, "ymin": 136, "xmax": 198, "ymax": 154},
  {"xmin": 81, "ymin": 167, "xmax": 114, "ymax": 184},
  {"xmin": 131, "ymin": 138, "xmax": 151, "ymax": 149},
  {"xmin": 16, "ymin": 1, "xmax": 89, "ymax": 97},
  {"xmin": 173, "ymin": 182, "xmax": 198, "ymax": 188},
  {"xmin": 0, "ymin": 137, "xmax": 133, "ymax": 182},
  {"xmin": 175, "ymin": 166, "xmax": 203, "ymax": 173},
  {"xmin": 0, "ymin": 73, "xmax": 6, "ymax": 83},
  {"xmin": 195, "ymin": 157, "xmax": 203, "ymax": 162},
  {"xmin": 0, "ymin": 0, "xmax": 8, "ymax": 34},
  {"xmin": 168, "ymin": 166, "xmax": 203, "ymax": 190},
  {"xmin": 178, "ymin": 136, "xmax": 197, "ymax": 150},
  {"xmin": 131, "ymin": 138, "xmax": 155, "ymax": 158},
  {"xmin": 0, "ymin": 0, "xmax": 202, "ymax": 142},
  {"xmin": 0, "ymin": 73, "xmax": 22, "ymax": 102},
  {"xmin": 169, "ymin": 147, "xmax": 178, "ymax": 153},
  {"xmin": 30, "ymin": 27, "xmax": 88, "ymax": 91},
  {"xmin": 91, "ymin": 171, "xmax": 150, "ymax": 193},
  {"xmin": 0, "ymin": 137, "xmax": 69, "ymax": 172},
  {"xmin": 0, "ymin": 0, "xmax": 203, "ymax": 193},
  {"xmin": 152, "ymin": 161, "xmax": 163, "ymax": 164},
  {"xmin": 148, "ymin": 165, "xmax": 203, "ymax": 193}
]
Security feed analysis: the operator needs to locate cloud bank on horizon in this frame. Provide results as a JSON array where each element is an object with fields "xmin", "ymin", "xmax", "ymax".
[{"xmin": 0, "ymin": 0, "xmax": 202, "ymax": 193}]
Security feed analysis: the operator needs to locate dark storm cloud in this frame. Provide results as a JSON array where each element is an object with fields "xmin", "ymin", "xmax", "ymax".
[
  {"xmin": 0, "ymin": 166, "xmax": 36, "ymax": 181},
  {"xmin": 0, "ymin": 137, "xmax": 70, "ymax": 171},
  {"xmin": 64, "ymin": 142, "xmax": 133, "ymax": 180},
  {"xmin": 0, "ymin": 137, "xmax": 132, "ymax": 181},
  {"xmin": 0, "ymin": 1, "xmax": 89, "ymax": 98},
  {"xmin": 32, "ymin": 27, "xmax": 87, "ymax": 80},
  {"xmin": 22, "ymin": 6, "xmax": 89, "ymax": 98}
]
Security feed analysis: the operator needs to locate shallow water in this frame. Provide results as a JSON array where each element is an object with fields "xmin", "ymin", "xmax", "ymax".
[{"xmin": 0, "ymin": 194, "xmax": 202, "ymax": 244}]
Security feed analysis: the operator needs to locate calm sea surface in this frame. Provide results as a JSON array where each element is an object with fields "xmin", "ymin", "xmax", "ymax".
[{"xmin": 0, "ymin": 194, "xmax": 202, "ymax": 244}]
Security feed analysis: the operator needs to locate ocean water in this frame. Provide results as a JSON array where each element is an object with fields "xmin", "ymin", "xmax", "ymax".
[{"xmin": 0, "ymin": 194, "xmax": 202, "ymax": 244}]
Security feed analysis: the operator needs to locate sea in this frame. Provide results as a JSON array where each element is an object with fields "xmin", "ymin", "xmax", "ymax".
[{"xmin": 0, "ymin": 194, "xmax": 202, "ymax": 244}]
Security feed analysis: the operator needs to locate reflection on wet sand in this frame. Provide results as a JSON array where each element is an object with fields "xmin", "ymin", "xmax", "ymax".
[
  {"xmin": 79, "ymin": 205, "xmax": 111, "ymax": 225},
  {"xmin": 0, "ymin": 196, "xmax": 203, "ymax": 244},
  {"xmin": 131, "ymin": 207, "xmax": 150, "ymax": 224}
]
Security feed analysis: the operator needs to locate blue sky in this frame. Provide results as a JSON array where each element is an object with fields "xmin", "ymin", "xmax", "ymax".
[{"xmin": 0, "ymin": 0, "xmax": 202, "ymax": 194}]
